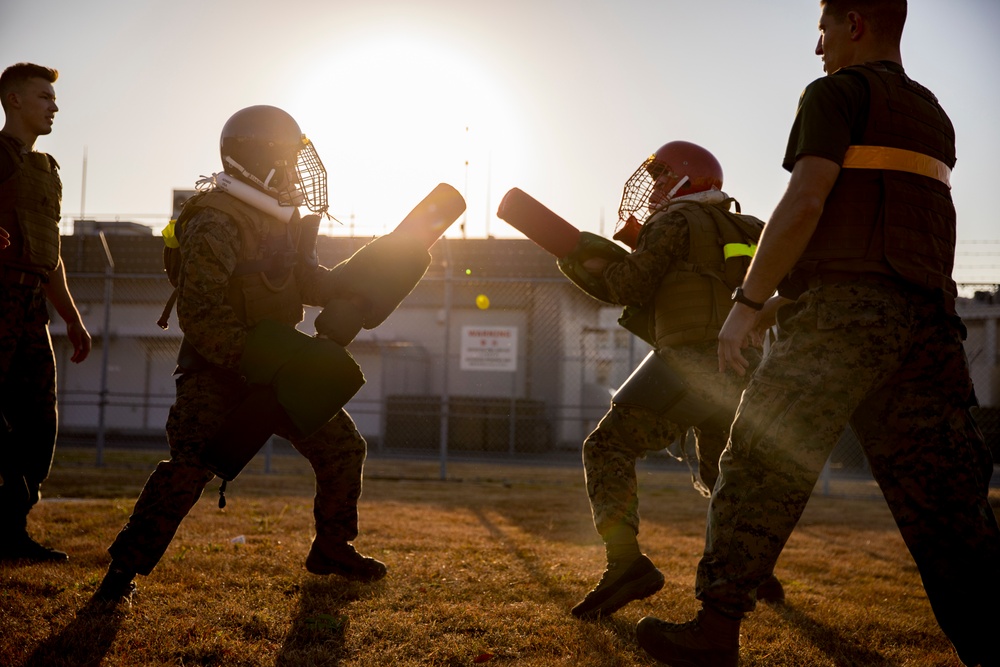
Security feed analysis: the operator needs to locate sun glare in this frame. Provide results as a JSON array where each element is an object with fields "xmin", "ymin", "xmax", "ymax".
[{"xmin": 289, "ymin": 36, "xmax": 525, "ymax": 239}]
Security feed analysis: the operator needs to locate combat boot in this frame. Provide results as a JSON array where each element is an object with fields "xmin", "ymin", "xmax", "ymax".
[
  {"xmin": 635, "ymin": 605, "xmax": 741, "ymax": 667},
  {"xmin": 0, "ymin": 531, "xmax": 68, "ymax": 562},
  {"xmin": 306, "ymin": 541, "xmax": 387, "ymax": 582},
  {"xmin": 88, "ymin": 564, "xmax": 137, "ymax": 609},
  {"xmin": 572, "ymin": 554, "xmax": 664, "ymax": 619}
]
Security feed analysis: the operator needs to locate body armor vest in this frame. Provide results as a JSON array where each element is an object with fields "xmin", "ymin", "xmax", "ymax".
[
  {"xmin": 786, "ymin": 62, "xmax": 958, "ymax": 305},
  {"xmin": 652, "ymin": 200, "xmax": 764, "ymax": 348},
  {"xmin": 176, "ymin": 190, "xmax": 305, "ymax": 327},
  {"xmin": 0, "ymin": 133, "xmax": 62, "ymax": 274}
]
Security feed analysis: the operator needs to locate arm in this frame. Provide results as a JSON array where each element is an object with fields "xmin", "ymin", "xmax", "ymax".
[
  {"xmin": 43, "ymin": 258, "xmax": 91, "ymax": 363},
  {"xmin": 717, "ymin": 155, "xmax": 841, "ymax": 374},
  {"xmin": 592, "ymin": 214, "xmax": 685, "ymax": 307},
  {"xmin": 174, "ymin": 211, "xmax": 248, "ymax": 371}
]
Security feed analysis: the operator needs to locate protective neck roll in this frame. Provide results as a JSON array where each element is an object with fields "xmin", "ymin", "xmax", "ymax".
[
  {"xmin": 664, "ymin": 188, "xmax": 728, "ymax": 212},
  {"xmin": 646, "ymin": 188, "xmax": 728, "ymax": 220},
  {"xmin": 197, "ymin": 172, "xmax": 295, "ymax": 223}
]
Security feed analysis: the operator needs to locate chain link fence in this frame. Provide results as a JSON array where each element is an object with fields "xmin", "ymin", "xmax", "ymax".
[{"xmin": 48, "ymin": 234, "xmax": 1000, "ymax": 495}]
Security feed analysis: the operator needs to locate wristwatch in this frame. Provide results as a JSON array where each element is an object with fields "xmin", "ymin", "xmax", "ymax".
[{"xmin": 731, "ymin": 286, "xmax": 765, "ymax": 311}]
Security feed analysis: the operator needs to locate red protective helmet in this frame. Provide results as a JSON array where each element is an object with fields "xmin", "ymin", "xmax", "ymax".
[{"xmin": 615, "ymin": 141, "xmax": 723, "ymax": 248}]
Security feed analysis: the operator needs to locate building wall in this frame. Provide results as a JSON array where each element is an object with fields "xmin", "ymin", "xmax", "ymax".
[
  {"xmin": 958, "ymin": 302, "xmax": 1000, "ymax": 406},
  {"xmin": 51, "ymin": 235, "xmax": 619, "ymax": 450},
  {"xmin": 48, "ymin": 233, "xmax": 1000, "ymax": 453}
]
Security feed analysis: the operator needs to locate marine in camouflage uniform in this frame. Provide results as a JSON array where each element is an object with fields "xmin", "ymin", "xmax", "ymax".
[
  {"xmin": 92, "ymin": 106, "xmax": 387, "ymax": 606},
  {"xmin": 636, "ymin": 4, "xmax": 1000, "ymax": 667},
  {"xmin": 570, "ymin": 142, "xmax": 782, "ymax": 620},
  {"xmin": 104, "ymin": 207, "xmax": 371, "ymax": 578},
  {"xmin": 0, "ymin": 63, "xmax": 91, "ymax": 562},
  {"xmin": 584, "ymin": 222, "xmax": 753, "ymax": 530}
]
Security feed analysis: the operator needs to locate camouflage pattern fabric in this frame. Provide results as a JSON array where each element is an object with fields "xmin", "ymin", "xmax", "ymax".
[
  {"xmin": 0, "ymin": 283, "xmax": 57, "ymax": 530},
  {"xmin": 107, "ymin": 205, "xmax": 370, "ymax": 576},
  {"xmin": 601, "ymin": 209, "xmax": 688, "ymax": 308},
  {"xmin": 108, "ymin": 367, "xmax": 367, "ymax": 576},
  {"xmin": 172, "ymin": 207, "xmax": 250, "ymax": 371},
  {"xmin": 584, "ymin": 340, "xmax": 757, "ymax": 537},
  {"xmin": 584, "ymin": 207, "xmax": 760, "ymax": 540},
  {"xmin": 697, "ymin": 280, "xmax": 1000, "ymax": 657},
  {"xmin": 173, "ymin": 207, "xmax": 352, "ymax": 372}
]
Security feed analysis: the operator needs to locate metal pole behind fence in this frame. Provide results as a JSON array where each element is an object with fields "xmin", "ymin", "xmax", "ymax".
[
  {"xmin": 95, "ymin": 230, "xmax": 114, "ymax": 467},
  {"xmin": 508, "ymin": 371, "xmax": 516, "ymax": 455},
  {"xmin": 263, "ymin": 436, "xmax": 274, "ymax": 474},
  {"xmin": 439, "ymin": 240, "xmax": 452, "ymax": 480}
]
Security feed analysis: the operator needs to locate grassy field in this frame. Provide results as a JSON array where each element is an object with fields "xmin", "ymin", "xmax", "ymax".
[{"xmin": 1, "ymin": 449, "xmax": 989, "ymax": 667}]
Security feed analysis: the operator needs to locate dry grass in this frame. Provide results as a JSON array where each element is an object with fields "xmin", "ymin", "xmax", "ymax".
[{"xmin": 1, "ymin": 451, "xmax": 986, "ymax": 667}]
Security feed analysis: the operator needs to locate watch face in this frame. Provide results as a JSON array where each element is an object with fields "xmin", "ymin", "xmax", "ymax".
[{"xmin": 732, "ymin": 287, "xmax": 762, "ymax": 310}]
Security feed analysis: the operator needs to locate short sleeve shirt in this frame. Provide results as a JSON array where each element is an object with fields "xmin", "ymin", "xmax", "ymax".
[
  {"xmin": 0, "ymin": 148, "xmax": 14, "ymax": 182},
  {"xmin": 780, "ymin": 62, "xmax": 907, "ymax": 173},
  {"xmin": 0, "ymin": 133, "xmax": 21, "ymax": 182}
]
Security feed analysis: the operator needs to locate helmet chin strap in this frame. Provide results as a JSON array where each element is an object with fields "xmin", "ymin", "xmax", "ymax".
[
  {"xmin": 220, "ymin": 156, "xmax": 307, "ymax": 214},
  {"xmin": 666, "ymin": 175, "xmax": 690, "ymax": 199},
  {"xmin": 262, "ymin": 168, "xmax": 277, "ymax": 189},
  {"xmin": 224, "ymin": 156, "xmax": 271, "ymax": 192},
  {"xmin": 645, "ymin": 175, "xmax": 691, "ymax": 218}
]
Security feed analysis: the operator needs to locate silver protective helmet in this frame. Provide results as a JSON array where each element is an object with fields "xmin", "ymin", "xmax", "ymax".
[{"xmin": 220, "ymin": 105, "xmax": 329, "ymax": 215}]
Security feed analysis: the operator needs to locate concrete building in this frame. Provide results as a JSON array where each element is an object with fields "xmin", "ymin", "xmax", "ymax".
[
  {"xmin": 51, "ymin": 229, "xmax": 649, "ymax": 455},
  {"xmin": 48, "ymin": 227, "xmax": 1000, "ymax": 458}
]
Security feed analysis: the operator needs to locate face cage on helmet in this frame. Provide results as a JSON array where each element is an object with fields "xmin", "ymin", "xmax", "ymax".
[
  {"xmin": 286, "ymin": 138, "xmax": 329, "ymax": 215},
  {"xmin": 617, "ymin": 155, "xmax": 669, "ymax": 228}
]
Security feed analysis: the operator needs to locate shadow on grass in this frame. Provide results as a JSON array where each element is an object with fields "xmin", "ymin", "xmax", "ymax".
[
  {"xmin": 469, "ymin": 506, "xmax": 655, "ymax": 663},
  {"xmin": 773, "ymin": 602, "xmax": 893, "ymax": 666},
  {"xmin": 19, "ymin": 602, "xmax": 125, "ymax": 667},
  {"xmin": 469, "ymin": 505, "xmax": 579, "ymax": 610},
  {"xmin": 275, "ymin": 576, "xmax": 378, "ymax": 667}
]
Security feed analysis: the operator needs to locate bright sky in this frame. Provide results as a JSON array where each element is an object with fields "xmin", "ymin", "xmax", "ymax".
[{"xmin": 2, "ymin": 0, "xmax": 998, "ymax": 283}]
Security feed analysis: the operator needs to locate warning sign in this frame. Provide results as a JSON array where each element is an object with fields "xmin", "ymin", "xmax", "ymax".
[{"xmin": 460, "ymin": 326, "xmax": 517, "ymax": 372}]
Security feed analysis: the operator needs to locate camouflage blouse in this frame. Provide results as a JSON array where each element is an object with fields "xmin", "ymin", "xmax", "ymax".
[{"xmin": 601, "ymin": 210, "xmax": 689, "ymax": 308}]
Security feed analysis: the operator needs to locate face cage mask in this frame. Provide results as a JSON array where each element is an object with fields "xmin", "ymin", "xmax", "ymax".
[
  {"xmin": 224, "ymin": 136, "xmax": 329, "ymax": 216},
  {"xmin": 616, "ymin": 157, "xmax": 689, "ymax": 231},
  {"xmin": 289, "ymin": 137, "xmax": 329, "ymax": 216}
]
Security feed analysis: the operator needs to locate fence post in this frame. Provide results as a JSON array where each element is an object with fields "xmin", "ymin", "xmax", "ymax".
[
  {"xmin": 95, "ymin": 230, "xmax": 115, "ymax": 467},
  {"xmin": 508, "ymin": 371, "xmax": 517, "ymax": 455},
  {"xmin": 263, "ymin": 436, "xmax": 274, "ymax": 474},
  {"xmin": 438, "ymin": 239, "xmax": 453, "ymax": 480}
]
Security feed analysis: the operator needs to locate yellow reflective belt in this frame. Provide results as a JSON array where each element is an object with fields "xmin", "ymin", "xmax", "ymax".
[
  {"xmin": 842, "ymin": 145, "xmax": 952, "ymax": 188},
  {"xmin": 724, "ymin": 243, "xmax": 756, "ymax": 260}
]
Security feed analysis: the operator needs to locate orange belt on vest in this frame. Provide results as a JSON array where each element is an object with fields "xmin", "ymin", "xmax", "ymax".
[{"xmin": 842, "ymin": 145, "xmax": 951, "ymax": 188}]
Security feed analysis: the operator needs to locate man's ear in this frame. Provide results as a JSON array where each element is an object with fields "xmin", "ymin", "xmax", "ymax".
[
  {"xmin": 847, "ymin": 10, "xmax": 865, "ymax": 41},
  {"xmin": 3, "ymin": 91, "xmax": 21, "ymax": 110}
]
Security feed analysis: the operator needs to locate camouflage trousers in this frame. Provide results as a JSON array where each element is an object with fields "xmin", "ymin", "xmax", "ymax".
[
  {"xmin": 698, "ymin": 281, "xmax": 1000, "ymax": 663},
  {"xmin": 108, "ymin": 366, "xmax": 368, "ymax": 575},
  {"xmin": 584, "ymin": 340, "xmax": 754, "ymax": 538},
  {"xmin": 0, "ymin": 284, "xmax": 57, "ymax": 533}
]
